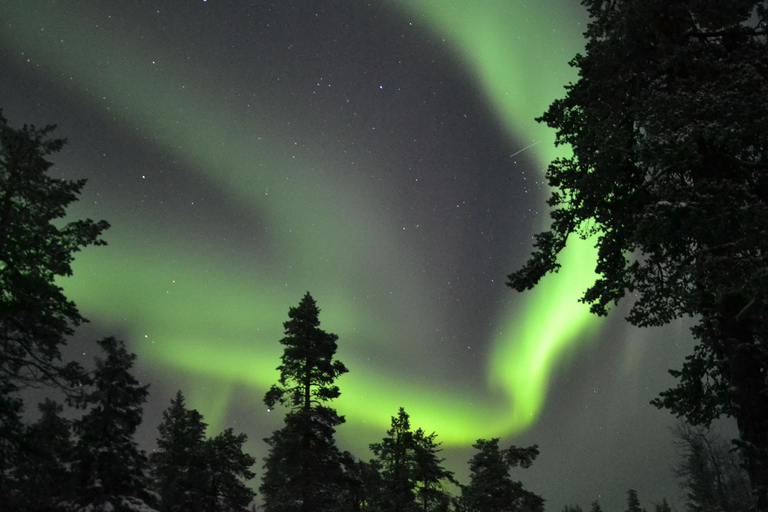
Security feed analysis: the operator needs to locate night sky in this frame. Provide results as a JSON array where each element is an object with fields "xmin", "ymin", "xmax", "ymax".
[{"xmin": 1, "ymin": 1, "xmax": 711, "ymax": 510}]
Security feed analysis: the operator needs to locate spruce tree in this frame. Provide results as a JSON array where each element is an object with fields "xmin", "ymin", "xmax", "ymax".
[
  {"xmin": 69, "ymin": 337, "xmax": 156, "ymax": 512},
  {"xmin": 370, "ymin": 408, "xmax": 456, "ymax": 512},
  {"xmin": 151, "ymin": 391, "xmax": 209, "ymax": 512},
  {"xmin": 459, "ymin": 438, "xmax": 543, "ymax": 512},
  {"xmin": 625, "ymin": 490, "xmax": 643, "ymax": 512},
  {"xmin": 370, "ymin": 407, "xmax": 418, "ymax": 512},
  {"xmin": 261, "ymin": 292, "xmax": 349, "ymax": 512},
  {"xmin": 203, "ymin": 428, "xmax": 256, "ymax": 512}
]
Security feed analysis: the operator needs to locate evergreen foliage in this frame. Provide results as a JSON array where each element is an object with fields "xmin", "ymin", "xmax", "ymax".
[
  {"xmin": 151, "ymin": 391, "xmax": 210, "ymax": 512},
  {"xmin": 370, "ymin": 408, "xmax": 456, "ymax": 512},
  {"xmin": 370, "ymin": 408, "xmax": 419, "ymax": 512},
  {"xmin": 264, "ymin": 292, "xmax": 348, "ymax": 415},
  {"xmin": 204, "ymin": 428, "xmax": 257, "ymax": 512},
  {"xmin": 69, "ymin": 337, "xmax": 157, "ymax": 512},
  {"xmin": 151, "ymin": 392, "xmax": 256, "ymax": 512},
  {"xmin": 0, "ymin": 111, "xmax": 108, "ymax": 392},
  {"xmin": 458, "ymin": 438, "xmax": 543, "ymax": 512},
  {"xmin": 412, "ymin": 429, "xmax": 456, "ymax": 512},
  {"xmin": 261, "ymin": 293, "xmax": 349, "ymax": 512},
  {"xmin": 625, "ymin": 489, "xmax": 643, "ymax": 512},
  {"xmin": 506, "ymin": 0, "xmax": 768, "ymax": 506},
  {"xmin": 0, "ymin": 110, "xmax": 108, "ymax": 504}
]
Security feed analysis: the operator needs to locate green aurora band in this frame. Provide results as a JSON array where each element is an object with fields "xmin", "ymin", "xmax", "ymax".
[{"xmin": 1, "ymin": 1, "xmax": 600, "ymax": 443}]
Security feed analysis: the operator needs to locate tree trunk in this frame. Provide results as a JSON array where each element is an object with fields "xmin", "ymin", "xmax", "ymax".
[{"xmin": 720, "ymin": 307, "xmax": 768, "ymax": 511}]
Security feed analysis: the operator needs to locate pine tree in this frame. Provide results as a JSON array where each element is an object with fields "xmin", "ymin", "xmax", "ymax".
[
  {"xmin": 370, "ymin": 408, "xmax": 456, "ymax": 512},
  {"xmin": 69, "ymin": 337, "xmax": 156, "ymax": 512},
  {"xmin": 459, "ymin": 438, "xmax": 543, "ymax": 512},
  {"xmin": 261, "ymin": 293, "xmax": 349, "ymax": 512},
  {"xmin": 0, "ymin": 110, "xmax": 108, "ymax": 502},
  {"xmin": 0, "ymin": 111, "xmax": 109, "ymax": 389},
  {"xmin": 654, "ymin": 499, "xmax": 672, "ymax": 512},
  {"xmin": 370, "ymin": 408, "xmax": 418, "ymax": 512},
  {"xmin": 151, "ymin": 391, "xmax": 209, "ymax": 512},
  {"xmin": 152, "ymin": 392, "xmax": 256, "ymax": 512},
  {"xmin": 590, "ymin": 501, "xmax": 603, "ymax": 512},
  {"xmin": 412, "ymin": 429, "xmax": 456, "ymax": 512},
  {"xmin": 203, "ymin": 428, "xmax": 256, "ymax": 512},
  {"xmin": 506, "ymin": 1, "xmax": 768, "ymax": 507}
]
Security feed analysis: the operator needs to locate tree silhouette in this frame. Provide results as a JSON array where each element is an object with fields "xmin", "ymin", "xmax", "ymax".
[
  {"xmin": 261, "ymin": 292, "xmax": 349, "ymax": 512},
  {"xmin": 507, "ymin": 1, "xmax": 768, "ymax": 506},
  {"xmin": 70, "ymin": 337, "xmax": 156, "ymax": 512},
  {"xmin": 151, "ymin": 391, "xmax": 210, "ymax": 512},
  {"xmin": 0, "ymin": 111, "xmax": 108, "ymax": 498}
]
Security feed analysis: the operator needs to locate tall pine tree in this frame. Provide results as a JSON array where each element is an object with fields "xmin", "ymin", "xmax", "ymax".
[{"xmin": 261, "ymin": 292, "xmax": 349, "ymax": 512}]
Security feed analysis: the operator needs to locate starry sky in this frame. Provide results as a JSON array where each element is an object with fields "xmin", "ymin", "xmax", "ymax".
[{"xmin": 1, "ymin": 1, "xmax": 708, "ymax": 510}]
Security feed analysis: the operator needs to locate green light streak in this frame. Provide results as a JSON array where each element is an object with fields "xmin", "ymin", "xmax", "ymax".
[
  {"xmin": 1, "ymin": 1, "xmax": 601, "ymax": 444},
  {"xmin": 391, "ymin": 0, "xmax": 600, "ymax": 432}
]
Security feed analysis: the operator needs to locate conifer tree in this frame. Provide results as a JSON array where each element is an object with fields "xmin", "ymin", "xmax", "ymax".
[
  {"xmin": 654, "ymin": 499, "xmax": 672, "ymax": 512},
  {"xmin": 590, "ymin": 501, "xmax": 603, "ymax": 512},
  {"xmin": 261, "ymin": 292, "xmax": 349, "ymax": 512},
  {"xmin": 0, "ymin": 110, "xmax": 108, "ymax": 503},
  {"xmin": 412, "ymin": 429, "xmax": 456, "ymax": 512},
  {"xmin": 0, "ymin": 111, "xmax": 109, "ymax": 390},
  {"xmin": 203, "ymin": 428, "xmax": 256, "ymax": 512},
  {"xmin": 506, "ymin": 1, "xmax": 768, "ymax": 506},
  {"xmin": 625, "ymin": 490, "xmax": 644, "ymax": 512},
  {"xmin": 151, "ymin": 391, "xmax": 209, "ymax": 512},
  {"xmin": 459, "ymin": 438, "xmax": 543, "ymax": 512},
  {"xmin": 69, "ymin": 337, "xmax": 156, "ymax": 512},
  {"xmin": 152, "ymin": 391, "xmax": 256, "ymax": 512},
  {"xmin": 370, "ymin": 408, "xmax": 418, "ymax": 512},
  {"xmin": 370, "ymin": 408, "xmax": 456, "ymax": 512}
]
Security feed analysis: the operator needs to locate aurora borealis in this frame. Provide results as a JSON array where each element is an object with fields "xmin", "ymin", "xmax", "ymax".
[{"xmin": 2, "ymin": 1, "xmax": 700, "ymax": 509}]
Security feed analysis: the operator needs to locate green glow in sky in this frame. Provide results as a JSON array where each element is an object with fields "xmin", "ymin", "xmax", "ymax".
[
  {"xmin": 391, "ymin": 0, "xmax": 599, "ymax": 433},
  {"xmin": 1, "ymin": 1, "xmax": 600, "ymax": 444}
]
